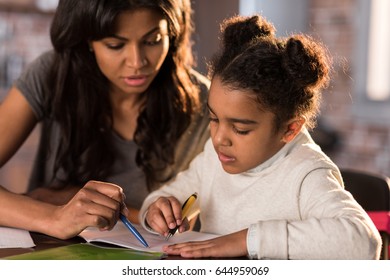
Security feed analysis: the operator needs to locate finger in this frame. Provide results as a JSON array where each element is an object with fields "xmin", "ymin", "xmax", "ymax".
[
  {"xmin": 70, "ymin": 192, "xmax": 120, "ymax": 230},
  {"xmin": 164, "ymin": 241, "xmax": 215, "ymax": 258},
  {"xmin": 178, "ymin": 218, "xmax": 190, "ymax": 233},
  {"xmin": 146, "ymin": 209, "xmax": 170, "ymax": 236},
  {"xmin": 76, "ymin": 187, "xmax": 122, "ymax": 214},
  {"xmin": 168, "ymin": 197, "xmax": 183, "ymax": 225},
  {"xmin": 84, "ymin": 180, "xmax": 125, "ymax": 204},
  {"xmin": 155, "ymin": 197, "xmax": 179, "ymax": 230}
]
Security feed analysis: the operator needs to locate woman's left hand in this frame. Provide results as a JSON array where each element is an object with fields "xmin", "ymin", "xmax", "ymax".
[{"xmin": 162, "ymin": 229, "xmax": 248, "ymax": 258}]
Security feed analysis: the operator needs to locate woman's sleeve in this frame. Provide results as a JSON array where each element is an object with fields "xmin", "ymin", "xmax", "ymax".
[{"xmin": 14, "ymin": 51, "xmax": 54, "ymax": 120}]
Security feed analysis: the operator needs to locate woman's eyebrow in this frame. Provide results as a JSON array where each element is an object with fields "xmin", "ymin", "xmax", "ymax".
[{"xmin": 110, "ymin": 27, "xmax": 163, "ymax": 41}]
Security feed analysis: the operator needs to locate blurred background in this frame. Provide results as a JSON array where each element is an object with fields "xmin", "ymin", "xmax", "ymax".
[{"xmin": 0, "ymin": 0, "xmax": 389, "ymax": 194}]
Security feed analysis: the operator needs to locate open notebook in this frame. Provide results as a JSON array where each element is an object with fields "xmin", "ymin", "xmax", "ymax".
[
  {"xmin": 79, "ymin": 222, "xmax": 219, "ymax": 253},
  {"xmin": 0, "ymin": 227, "xmax": 35, "ymax": 249}
]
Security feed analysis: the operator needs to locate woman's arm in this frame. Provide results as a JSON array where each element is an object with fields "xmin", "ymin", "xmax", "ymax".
[
  {"xmin": 0, "ymin": 86, "xmax": 37, "ymax": 167},
  {"xmin": 0, "ymin": 181, "xmax": 126, "ymax": 240}
]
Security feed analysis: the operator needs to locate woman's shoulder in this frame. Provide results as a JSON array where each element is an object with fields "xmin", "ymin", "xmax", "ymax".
[
  {"xmin": 28, "ymin": 50, "xmax": 55, "ymax": 69},
  {"xmin": 14, "ymin": 50, "xmax": 55, "ymax": 120}
]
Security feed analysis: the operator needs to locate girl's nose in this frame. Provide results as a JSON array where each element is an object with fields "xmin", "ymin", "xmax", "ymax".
[{"xmin": 214, "ymin": 125, "xmax": 232, "ymax": 146}]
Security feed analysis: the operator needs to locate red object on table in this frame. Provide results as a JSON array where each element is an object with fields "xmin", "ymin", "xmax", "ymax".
[
  {"xmin": 367, "ymin": 211, "xmax": 390, "ymax": 259},
  {"xmin": 367, "ymin": 211, "xmax": 390, "ymax": 233}
]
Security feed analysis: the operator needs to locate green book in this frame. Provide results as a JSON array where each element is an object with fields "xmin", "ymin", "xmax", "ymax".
[{"xmin": 4, "ymin": 243, "xmax": 166, "ymax": 260}]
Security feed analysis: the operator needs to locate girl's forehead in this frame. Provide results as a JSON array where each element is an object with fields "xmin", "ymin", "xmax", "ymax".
[{"xmin": 209, "ymin": 78, "xmax": 258, "ymax": 105}]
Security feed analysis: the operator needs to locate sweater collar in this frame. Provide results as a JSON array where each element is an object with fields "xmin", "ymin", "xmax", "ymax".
[{"xmin": 244, "ymin": 128, "xmax": 311, "ymax": 174}]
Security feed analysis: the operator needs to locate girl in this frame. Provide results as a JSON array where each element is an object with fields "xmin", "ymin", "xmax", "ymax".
[{"xmin": 140, "ymin": 15, "xmax": 381, "ymax": 259}]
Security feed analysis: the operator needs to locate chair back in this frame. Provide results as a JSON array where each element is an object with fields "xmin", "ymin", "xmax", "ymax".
[{"xmin": 341, "ymin": 169, "xmax": 390, "ymax": 211}]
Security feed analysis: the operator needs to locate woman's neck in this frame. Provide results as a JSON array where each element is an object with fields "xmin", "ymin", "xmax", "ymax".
[{"xmin": 110, "ymin": 90, "xmax": 146, "ymax": 141}]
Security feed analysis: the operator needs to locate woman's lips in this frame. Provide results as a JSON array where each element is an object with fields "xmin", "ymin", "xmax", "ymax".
[{"xmin": 123, "ymin": 75, "xmax": 148, "ymax": 87}]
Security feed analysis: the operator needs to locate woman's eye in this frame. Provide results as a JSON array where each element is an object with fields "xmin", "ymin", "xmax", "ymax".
[
  {"xmin": 105, "ymin": 43, "xmax": 124, "ymax": 50},
  {"xmin": 208, "ymin": 117, "xmax": 219, "ymax": 123},
  {"xmin": 144, "ymin": 34, "xmax": 163, "ymax": 46}
]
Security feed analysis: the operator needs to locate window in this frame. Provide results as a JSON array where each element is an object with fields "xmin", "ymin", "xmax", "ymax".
[
  {"xmin": 353, "ymin": 0, "xmax": 390, "ymax": 124},
  {"xmin": 366, "ymin": 0, "xmax": 390, "ymax": 101},
  {"xmin": 239, "ymin": 0, "xmax": 308, "ymax": 36}
]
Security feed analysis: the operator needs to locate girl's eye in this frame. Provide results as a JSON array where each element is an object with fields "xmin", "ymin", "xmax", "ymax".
[{"xmin": 233, "ymin": 127, "xmax": 250, "ymax": 135}]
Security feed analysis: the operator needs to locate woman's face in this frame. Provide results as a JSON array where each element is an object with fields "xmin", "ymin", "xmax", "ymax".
[{"xmin": 90, "ymin": 8, "xmax": 170, "ymax": 96}]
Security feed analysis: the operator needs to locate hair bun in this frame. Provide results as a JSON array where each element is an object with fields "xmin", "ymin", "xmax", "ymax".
[
  {"xmin": 282, "ymin": 35, "xmax": 330, "ymax": 90},
  {"xmin": 220, "ymin": 15, "xmax": 275, "ymax": 49},
  {"xmin": 210, "ymin": 15, "xmax": 276, "ymax": 76}
]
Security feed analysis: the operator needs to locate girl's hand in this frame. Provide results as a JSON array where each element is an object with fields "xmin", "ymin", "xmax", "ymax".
[
  {"xmin": 163, "ymin": 229, "xmax": 248, "ymax": 258},
  {"xmin": 48, "ymin": 180, "xmax": 126, "ymax": 239},
  {"xmin": 145, "ymin": 196, "xmax": 189, "ymax": 237}
]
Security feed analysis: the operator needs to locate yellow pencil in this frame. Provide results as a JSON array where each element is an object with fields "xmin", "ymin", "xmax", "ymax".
[{"xmin": 165, "ymin": 192, "xmax": 198, "ymax": 240}]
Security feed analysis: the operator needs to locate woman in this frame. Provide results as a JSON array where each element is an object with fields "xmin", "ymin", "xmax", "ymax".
[{"xmin": 0, "ymin": 0, "xmax": 209, "ymax": 235}]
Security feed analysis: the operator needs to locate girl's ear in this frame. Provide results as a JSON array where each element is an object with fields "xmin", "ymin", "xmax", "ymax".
[{"xmin": 281, "ymin": 118, "xmax": 305, "ymax": 143}]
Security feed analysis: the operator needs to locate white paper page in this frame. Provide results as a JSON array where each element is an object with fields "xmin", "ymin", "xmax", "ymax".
[
  {"xmin": 0, "ymin": 227, "xmax": 35, "ymax": 249},
  {"xmin": 80, "ymin": 223, "xmax": 219, "ymax": 253}
]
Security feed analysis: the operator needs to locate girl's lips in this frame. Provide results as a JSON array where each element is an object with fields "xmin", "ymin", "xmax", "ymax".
[
  {"xmin": 123, "ymin": 75, "xmax": 148, "ymax": 87},
  {"xmin": 218, "ymin": 151, "xmax": 236, "ymax": 163}
]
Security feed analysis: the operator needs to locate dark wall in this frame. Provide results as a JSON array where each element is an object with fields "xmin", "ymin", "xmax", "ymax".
[{"xmin": 191, "ymin": 0, "xmax": 239, "ymax": 75}]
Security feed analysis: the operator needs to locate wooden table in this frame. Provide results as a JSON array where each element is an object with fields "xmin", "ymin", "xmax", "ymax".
[{"xmin": 0, "ymin": 232, "xmax": 84, "ymax": 259}]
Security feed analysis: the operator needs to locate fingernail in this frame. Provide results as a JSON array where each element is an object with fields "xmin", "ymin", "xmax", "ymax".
[
  {"xmin": 169, "ymin": 222, "xmax": 176, "ymax": 229},
  {"xmin": 122, "ymin": 205, "xmax": 129, "ymax": 216}
]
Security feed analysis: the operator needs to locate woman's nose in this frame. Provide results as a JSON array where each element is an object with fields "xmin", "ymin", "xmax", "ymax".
[{"xmin": 125, "ymin": 45, "xmax": 147, "ymax": 69}]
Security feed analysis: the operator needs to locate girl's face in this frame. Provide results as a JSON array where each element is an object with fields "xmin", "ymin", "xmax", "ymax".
[
  {"xmin": 90, "ymin": 8, "xmax": 170, "ymax": 96},
  {"xmin": 208, "ymin": 76, "xmax": 287, "ymax": 174}
]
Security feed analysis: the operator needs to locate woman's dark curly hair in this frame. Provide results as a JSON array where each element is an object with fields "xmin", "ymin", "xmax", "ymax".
[
  {"xmin": 45, "ymin": 0, "xmax": 200, "ymax": 189},
  {"xmin": 209, "ymin": 14, "xmax": 332, "ymax": 132}
]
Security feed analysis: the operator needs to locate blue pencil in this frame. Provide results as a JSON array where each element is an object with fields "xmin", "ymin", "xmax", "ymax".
[{"xmin": 120, "ymin": 214, "xmax": 149, "ymax": 248}]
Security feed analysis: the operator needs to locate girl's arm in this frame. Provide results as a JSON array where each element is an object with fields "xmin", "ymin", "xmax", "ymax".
[{"xmin": 163, "ymin": 229, "xmax": 248, "ymax": 258}]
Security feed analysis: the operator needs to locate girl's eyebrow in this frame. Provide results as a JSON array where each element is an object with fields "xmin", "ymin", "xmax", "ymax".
[
  {"xmin": 110, "ymin": 27, "xmax": 163, "ymax": 41},
  {"xmin": 207, "ymin": 103, "xmax": 258, "ymax": 125}
]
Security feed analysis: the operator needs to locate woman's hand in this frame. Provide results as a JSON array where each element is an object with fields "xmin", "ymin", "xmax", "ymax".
[
  {"xmin": 145, "ymin": 196, "xmax": 189, "ymax": 238},
  {"xmin": 163, "ymin": 229, "xmax": 248, "ymax": 258},
  {"xmin": 47, "ymin": 180, "xmax": 127, "ymax": 239},
  {"xmin": 26, "ymin": 185, "xmax": 81, "ymax": 205}
]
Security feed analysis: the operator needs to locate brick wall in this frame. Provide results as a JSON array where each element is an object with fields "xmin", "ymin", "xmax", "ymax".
[
  {"xmin": 309, "ymin": 0, "xmax": 390, "ymax": 177},
  {"xmin": 0, "ymin": 10, "xmax": 52, "ymax": 193}
]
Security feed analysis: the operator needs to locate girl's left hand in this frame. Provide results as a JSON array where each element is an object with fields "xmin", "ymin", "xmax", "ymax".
[{"xmin": 163, "ymin": 229, "xmax": 248, "ymax": 258}]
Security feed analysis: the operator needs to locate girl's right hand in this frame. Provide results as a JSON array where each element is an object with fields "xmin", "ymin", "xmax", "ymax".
[{"xmin": 145, "ymin": 196, "xmax": 189, "ymax": 237}]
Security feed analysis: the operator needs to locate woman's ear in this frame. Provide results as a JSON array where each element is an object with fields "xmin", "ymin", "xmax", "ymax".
[
  {"xmin": 281, "ymin": 118, "xmax": 305, "ymax": 143},
  {"xmin": 88, "ymin": 41, "xmax": 94, "ymax": 52}
]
